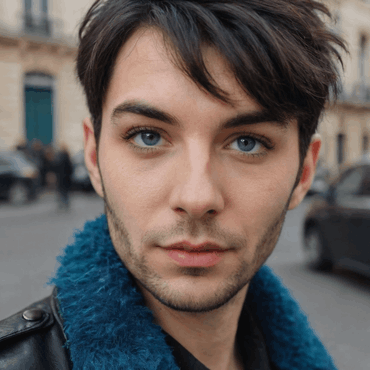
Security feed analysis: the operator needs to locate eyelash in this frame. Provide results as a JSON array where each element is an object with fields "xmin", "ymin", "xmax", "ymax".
[{"xmin": 121, "ymin": 126, "xmax": 275, "ymax": 158}]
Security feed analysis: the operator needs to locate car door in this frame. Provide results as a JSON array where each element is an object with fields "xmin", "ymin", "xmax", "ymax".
[
  {"xmin": 319, "ymin": 168, "xmax": 361, "ymax": 262},
  {"xmin": 0, "ymin": 156, "xmax": 15, "ymax": 197},
  {"xmin": 340, "ymin": 166, "xmax": 370, "ymax": 270},
  {"xmin": 333, "ymin": 166, "xmax": 370, "ymax": 272}
]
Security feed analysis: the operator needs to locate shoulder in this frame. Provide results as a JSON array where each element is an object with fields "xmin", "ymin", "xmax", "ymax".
[{"xmin": 0, "ymin": 287, "xmax": 72, "ymax": 370}]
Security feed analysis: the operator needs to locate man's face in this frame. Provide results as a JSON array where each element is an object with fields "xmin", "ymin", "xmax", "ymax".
[{"xmin": 84, "ymin": 28, "xmax": 316, "ymax": 313}]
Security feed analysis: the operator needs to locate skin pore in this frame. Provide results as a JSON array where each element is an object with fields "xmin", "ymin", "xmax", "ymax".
[{"xmin": 84, "ymin": 28, "xmax": 321, "ymax": 370}]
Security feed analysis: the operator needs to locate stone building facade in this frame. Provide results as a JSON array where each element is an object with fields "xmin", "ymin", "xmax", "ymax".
[
  {"xmin": 0, "ymin": 0, "xmax": 91, "ymax": 154},
  {"xmin": 0, "ymin": 0, "xmax": 369, "ymax": 169},
  {"xmin": 320, "ymin": 0, "xmax": 370, "ymax": 175}
]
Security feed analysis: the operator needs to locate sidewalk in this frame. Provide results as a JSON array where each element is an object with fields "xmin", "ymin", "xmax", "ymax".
[{"xmin": 0, "ymin": 189, "xmax": 101, "ymax": 219}]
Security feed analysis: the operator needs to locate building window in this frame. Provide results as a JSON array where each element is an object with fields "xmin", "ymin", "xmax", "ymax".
[
  {"xmin": 24, "ymin": 0, "xmax": 50, "ymax": 37},
  {"xmin": 332, "ymin": 10, "xmax": 341, "ymax": 35},
  {"xmin": 357, "ymin": 34, "xmax": 370, "ymax": 102},
  {"xmin": 337, "ymin": 133, "xmax": 345, "ymax": 165},
  {"xmin": 359, "ymin": 35, "xmax": 367, "ymax": 80},
  {"xmin": 363, "ymin": 134, "xmax": 369, "ymax": 154}
]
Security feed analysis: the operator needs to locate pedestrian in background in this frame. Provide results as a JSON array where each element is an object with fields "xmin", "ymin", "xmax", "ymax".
[
  {"xmin": 53, "ymin": 143, "xmax": 73, "ymax": 210},
  {"xmin": 44, "ymin": 145, "xmax": 56, "ymax": 188},
  {"xmin": 29, "ymin": 139, "xmax": 48, "ymax": 188}
]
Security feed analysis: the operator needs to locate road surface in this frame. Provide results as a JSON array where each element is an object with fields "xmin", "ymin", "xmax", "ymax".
[{"xmin": 1, "ymin": 191, "xmax": 369, "ymax": 369}]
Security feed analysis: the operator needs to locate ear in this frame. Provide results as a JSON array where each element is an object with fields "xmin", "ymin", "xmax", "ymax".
[
  {"xmin": 83, "ymin": 117, "xmax": 104, "ymax": 198},
  {"xmin": 288, "ymin": 133, "xmax": 322, "ymax": 210}
]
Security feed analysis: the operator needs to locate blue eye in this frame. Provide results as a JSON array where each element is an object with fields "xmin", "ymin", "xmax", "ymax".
[
  {"xmin": 229, "ymin": 136, "xmax": 263, "ymax": 155},
  {"xmin": 133, "ymin": 131, "xmax": 162, "ymax": 147}
]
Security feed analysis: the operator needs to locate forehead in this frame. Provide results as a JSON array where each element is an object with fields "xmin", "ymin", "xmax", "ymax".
[{"xmin": 104, "ymin": 27, "xmax": 261, "ymax": 115}]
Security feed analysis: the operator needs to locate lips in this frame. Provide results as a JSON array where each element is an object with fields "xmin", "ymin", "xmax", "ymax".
[
  {"xmin": 162, "ymin": 241, "xmax": 227, "ymax": 267},
  {"xmin": 162, "ymin": 240, "xmax": 226, "ymax": 252}
]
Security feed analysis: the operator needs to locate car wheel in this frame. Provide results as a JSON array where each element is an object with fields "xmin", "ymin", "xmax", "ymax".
[
  {"xmin": 8, "ymin": 182, "xmax": 29, "ymax": 205},
  {"xmin": 304, "ymin": 226, "xmax": 333, "ymax": 271}
]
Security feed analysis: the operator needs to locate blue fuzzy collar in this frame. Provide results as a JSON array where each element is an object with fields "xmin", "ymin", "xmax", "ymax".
[{"xmin": 49, "ymin": 214, "xmax": 336, "ymax": 370}]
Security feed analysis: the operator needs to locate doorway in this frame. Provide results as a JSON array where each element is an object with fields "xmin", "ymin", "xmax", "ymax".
[{"xmin": 24, "ymin": 73, "xmax": 54, "ymax": 145}]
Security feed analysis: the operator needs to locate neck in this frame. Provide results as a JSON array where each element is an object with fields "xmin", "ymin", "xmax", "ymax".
[{"xmin": 139, "ymin": 282, "xmax": 249, "ymax": 370}]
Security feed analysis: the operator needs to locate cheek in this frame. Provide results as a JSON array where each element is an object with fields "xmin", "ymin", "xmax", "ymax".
[
  {"xmin": 99, "ymin": 145, "xmax": 168, "ymax": 221},
  {"xmin": 231, "ymin": 163, "xmax": 297, "ymax": 238}
]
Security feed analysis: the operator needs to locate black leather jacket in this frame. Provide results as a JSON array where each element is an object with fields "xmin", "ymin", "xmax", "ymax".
[{"xmin": 0, "ymin": 288, "xmax": 72, "ymax": 370}]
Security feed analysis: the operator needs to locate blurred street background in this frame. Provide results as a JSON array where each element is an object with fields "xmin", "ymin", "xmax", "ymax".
[
  {"xmin": 1, "ymin": 193, "xmax": 370, "ymax": 370},
  {"xmin": 1, "ymin": 1, "xmax": 370, "ymax": 369}
]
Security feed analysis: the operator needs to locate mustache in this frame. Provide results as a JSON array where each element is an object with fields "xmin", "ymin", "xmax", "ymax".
[
  {"xmin": 142, "ymin": 226, "xmax": 243, "ymax": 250},
  {"xmin": 103, "ymin": 195, "xmax": 246, "ymax": 251}
]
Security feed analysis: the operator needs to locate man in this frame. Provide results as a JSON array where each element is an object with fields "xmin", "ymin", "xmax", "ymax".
[
  {"xmin": 53, "ymin": 143, "xmax": 73, "ymax": 210},
  {"xmin": 0, "ymin": 0, "xmax": 346, "ymax": 369}
]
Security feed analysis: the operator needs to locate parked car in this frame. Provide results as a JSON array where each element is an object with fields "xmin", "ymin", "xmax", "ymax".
[
  {"xmin": 303, "ymin": 160, "xmax": 370, "ymax": 278},
  {"xmin": 71, "ymin": 150, "xmax": 93, "ymax": 192},
  {"xmin": 0, "ymin": 151, "xmax": 39, "ymax": 205},
  {"xmin": 306, "ymin": 166, "xmax": 330, "ymax": 196}
]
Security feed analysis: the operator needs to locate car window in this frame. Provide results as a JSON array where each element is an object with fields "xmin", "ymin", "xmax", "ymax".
[
  {"xmin": 335, "ymin": 167, "xmax": 364, "ymax": 197},
  {"xmin": 9, "ymin": 152, "xmax": 31, "ymax": 167},
  {"xmin": 1, "ymin": 151, "xmax": 34, "ymax": 170},
  {"xmin": 360, "ymin": 167, "xmax": 370, "ymax": 196},
  {"xmin": 0, "ymin": 158, "xmax": 10, "ymax": 166}
]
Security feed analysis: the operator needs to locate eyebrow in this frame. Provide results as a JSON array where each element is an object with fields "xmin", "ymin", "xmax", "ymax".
[{"xmin": 111, "ymin": 100, "xmax": 289, "ymax": 131}]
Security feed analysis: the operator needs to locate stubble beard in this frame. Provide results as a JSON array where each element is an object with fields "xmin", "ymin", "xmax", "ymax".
[{"xmin": 102, "ymin": 179, "xmax": 293, "ymax": 313}]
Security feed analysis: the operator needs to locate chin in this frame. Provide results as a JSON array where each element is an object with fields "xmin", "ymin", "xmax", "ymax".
[{"xmin": 138, "ymin": 270, "xmax": 250, "ymax": 313}]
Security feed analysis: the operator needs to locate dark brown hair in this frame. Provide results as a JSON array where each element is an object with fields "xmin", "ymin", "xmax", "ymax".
[{"xmin": 76, "ymin": 0, "xmax": 347, "ymax": 177}]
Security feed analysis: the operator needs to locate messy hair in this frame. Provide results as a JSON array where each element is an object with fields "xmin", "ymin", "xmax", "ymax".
[{"xmin": 76, "ymin": 0, "xmax": 347, "ymax": 177}]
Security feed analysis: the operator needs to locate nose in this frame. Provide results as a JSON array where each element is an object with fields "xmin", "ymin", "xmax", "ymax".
[{"xmin": 169, "ymin": 147, "xmax": 225, "ymax": 219}]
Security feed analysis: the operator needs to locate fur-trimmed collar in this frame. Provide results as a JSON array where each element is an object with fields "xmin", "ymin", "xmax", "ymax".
[{"xmin": 49, "ymin": 214, "xmax": 337, "ymax": 370}]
